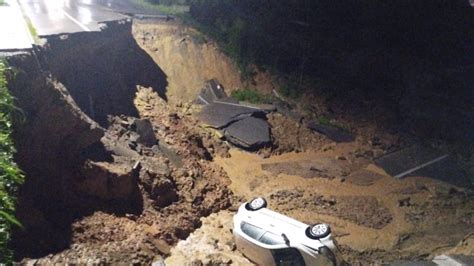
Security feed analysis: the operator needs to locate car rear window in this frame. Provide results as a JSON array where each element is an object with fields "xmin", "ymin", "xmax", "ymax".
[
  {"xmin": 241, "ymin": 222, "xmax": 264, "ymax": 240},
  {"xmin": 241, "ymin": 222, "xmax": 286, "ymax": 245},
  {"xmin": 260, "ymin": 232, "xmax": 285, "ymax": 245}
]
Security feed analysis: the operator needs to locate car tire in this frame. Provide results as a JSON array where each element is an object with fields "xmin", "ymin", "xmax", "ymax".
[
  {"xmin": 306, "ymin": 223, "xmax": 331, "ymax": 239},
  {"xmin": 245, "ymin": 197, "xmax": 267, "ymax": 211}
]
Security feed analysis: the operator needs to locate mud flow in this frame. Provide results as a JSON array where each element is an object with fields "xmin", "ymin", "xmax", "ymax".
[{"xmin": 4, "ymin": 19, "xmax": 473, "ymax": 265}]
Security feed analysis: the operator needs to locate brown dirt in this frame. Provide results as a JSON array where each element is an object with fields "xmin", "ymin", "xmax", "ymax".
[{"xmin": 165, "ymin": 211, "xmax": 252, "ymax": 265}]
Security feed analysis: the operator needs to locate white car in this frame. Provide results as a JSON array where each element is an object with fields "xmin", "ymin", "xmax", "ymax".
[{"xmin": 233, "ymin": 197, "xmax": 339, "ymax": 266}]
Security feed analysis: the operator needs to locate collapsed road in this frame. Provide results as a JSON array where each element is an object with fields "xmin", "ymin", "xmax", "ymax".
[{"xmin": 2, "ymin": 10, "xmax": 473, "ymax": 265}]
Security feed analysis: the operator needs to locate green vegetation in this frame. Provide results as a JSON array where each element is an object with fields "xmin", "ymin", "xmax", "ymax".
[
  {"xmin": 133, "ymin": 0, "xmax": 189, "ymax": 15},
  {"xmin": 0, "ymin": 0, "xmax": 6, "ymax": 6},
  {"xmin": 231, "ymin": 88, "xmax": 270, "ymax": 104},
  {"xmin": 27, "ymin": 20, "xmax": 37, "ymax": 39},
  {"xmin": 0, "ymin": 59, "xmax": 24, "ymax": 263}
]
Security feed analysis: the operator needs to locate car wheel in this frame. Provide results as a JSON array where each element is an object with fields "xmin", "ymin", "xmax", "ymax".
[
  {"xmin": 245, "ymin": 197, "xmax": 267, "ymax": 211},
  {"xmin": 306, "ymin": 223, "xmax": 331, "ymax": 239}
]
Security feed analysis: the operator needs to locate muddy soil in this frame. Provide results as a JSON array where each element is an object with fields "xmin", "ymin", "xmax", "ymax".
[{"xmin": 134, "ymin": 21, "xmax": 473, "ymax": 264}]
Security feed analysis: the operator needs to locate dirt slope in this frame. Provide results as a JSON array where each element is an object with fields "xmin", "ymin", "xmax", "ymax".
[{"xmin": 133, "ymin": 21, "xmax": 244, "ymax": 104}]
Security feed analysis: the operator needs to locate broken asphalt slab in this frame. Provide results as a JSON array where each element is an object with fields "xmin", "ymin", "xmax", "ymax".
[
  {"xmin": 197, "ymin": 102, "xmax": 266, "ymax": 129},
  {"xmin": 432, "ymin": 254, "xmax": 474, "ymax": 266},
  {"xmin": 223, "ymin": 117, "xmax": 271, "ymax": 150},
  {"xmin": 375, "ymin": 144, "xmax": 471, "ymax": 188},
  {"xmin": 306, "ymin": 121, "xmax": 355, "ymax": 143}
]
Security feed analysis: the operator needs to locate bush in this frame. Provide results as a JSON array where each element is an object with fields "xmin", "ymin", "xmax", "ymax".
[
  {"xmin": 231, "ymin": 88, "xmax": 269, "ymax": 104},
  {"xmin": 0, "ymin": 59, "xmax": 24, "ymax": 263}
]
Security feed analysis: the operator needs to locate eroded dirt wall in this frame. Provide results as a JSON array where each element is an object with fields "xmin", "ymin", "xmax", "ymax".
[{"xmin": 6, "ymin": 52, "xmax": 109, "ymax": 256}]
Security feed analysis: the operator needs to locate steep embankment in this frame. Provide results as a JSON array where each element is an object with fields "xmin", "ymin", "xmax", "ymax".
[
  {"xmin": 133, "ymin": 21, "xmax": 245, "ymax": 104},
  {"xmin": 6, "ymin": 20, "xmax": 233, "ymax": 264}
]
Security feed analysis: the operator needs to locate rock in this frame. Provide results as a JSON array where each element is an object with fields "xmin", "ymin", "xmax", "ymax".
[
  {"xmin": 78, "ymin": 161, "xmax": 136, "ymax": 200},
  {"xmin": 157, "ymin": 141, "xmax": 184, "ymax": 168},
  {"xmin": 139, "ymin": 157, "xmax": 177, "ymax": 208},
  {"xmin": 107, "ymin": 142, "xmax": 141, "ymax": 158},
  {"xmin": 152, "ymin": 239, "xmax": 172, "ymax": 255},
  {"xmin": 398, "ymin": 197, "xmax": 412, "ymax": 207},
  {"xmin": 131, "ymin": 118, "xmax": 157, "ymax": 146}
]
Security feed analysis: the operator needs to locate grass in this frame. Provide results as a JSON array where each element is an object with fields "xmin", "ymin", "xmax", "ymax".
[
  {"xmin": 231, "ymin": 88, "xmax": 271, "ymax": 104},
  {"xmin": 0, "ymin": 59, "xmax": 24, "ymax": 263},
  {"xmin": 132, "ymin": 0, "xmax": 189, "ymax": 15}
]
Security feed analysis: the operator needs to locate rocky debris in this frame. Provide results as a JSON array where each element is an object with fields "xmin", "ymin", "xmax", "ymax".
[
  {"xmin": 267, "ymin": 113, "xmax": 330, "ymax": 153},
  {"xmin": 261, "ymin": 159, "xmax": 348, "ymax": 179},
  {"xmin": 224, "ymin": 117, "xmax": 271, "ymax": 150},
  {"xmin": 307, "ymin": 121, "xmax": 355, "ymax": 143},
  {"xmin": 165, "ymin": 211, "xmax": 253, "ymax": 266},
  {"xmin": 77, "ymin": 160, "xmax": 136, "ymax": 200},
  {"xmin": 345, "ymin": 169, "xmax": 386, "ymax": 186},
  {"xmin": 134, "ymin": 86, "xmax": 231, "ymax": 160}
]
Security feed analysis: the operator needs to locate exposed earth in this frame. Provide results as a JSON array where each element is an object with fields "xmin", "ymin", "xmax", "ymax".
[{"xmin": 6, "ymin": 19, "xmax": 473, "ymax": 265}]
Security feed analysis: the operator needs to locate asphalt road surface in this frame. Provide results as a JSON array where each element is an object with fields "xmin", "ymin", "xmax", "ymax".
[{"xmin": 19, "ymin": 0, "xmax": 127, "ymax": 36}]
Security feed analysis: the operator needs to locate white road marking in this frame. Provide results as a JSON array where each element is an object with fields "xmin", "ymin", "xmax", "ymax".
[
  {"xmin": 62, "ymin": 10, "xmax": 90, "ymax": 32},
  {"xmin": 197, "ymin": 95, "xmax": 210, "ymax": 105},
  {"xmin": 394, "ymin": 154, "xmax": 449, "ymax": 178},
  {"xmin": 213, "ymin": 100, "xmax": 263, "ymax": 110}
]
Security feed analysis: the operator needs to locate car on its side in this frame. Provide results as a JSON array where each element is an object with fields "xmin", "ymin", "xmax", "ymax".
[{"xmin": 233, "ymin": 197, "xmax": 339, "ymax": 266}]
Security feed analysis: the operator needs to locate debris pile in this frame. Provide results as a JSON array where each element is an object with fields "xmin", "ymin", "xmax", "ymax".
[{"xmin": 196, "ymin": 80, "xmax": 272, "ymax": 150}]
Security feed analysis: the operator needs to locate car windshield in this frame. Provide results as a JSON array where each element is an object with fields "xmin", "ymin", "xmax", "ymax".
[{"xmin": 271, "ymin": 248, "xmax": 306, "ymax": 266}]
